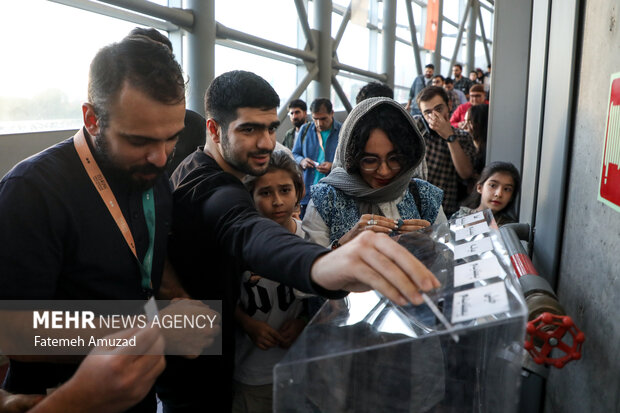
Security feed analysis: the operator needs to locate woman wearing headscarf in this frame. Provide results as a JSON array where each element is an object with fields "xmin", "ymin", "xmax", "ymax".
[{"xmin": 302, "ymin": 97, "xmax": 447, "ymax": 248}]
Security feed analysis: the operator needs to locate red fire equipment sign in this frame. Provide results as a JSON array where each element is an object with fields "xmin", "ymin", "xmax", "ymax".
[{"xmin": 599, "ymin": 72, "xmax": 620, "ymax": 213}]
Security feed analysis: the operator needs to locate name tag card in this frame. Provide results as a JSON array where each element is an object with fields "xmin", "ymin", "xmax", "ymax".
[
  {"xmin": 454, "ymin": 221, "xmax": 490, "ymax": 241},
  {"xmin": 451, "ymin": 282, "xmax": 510, "ymax": 323},
  {"xmin": 453, "ymin": 256, "xmax": 505, "ymax": 287},
  {"xmin": 452, "ymin": 211, "xmax": 485, "ymax": 227},
  {"xmin": 453, "ymin": 237, "xmax": 494, "ymax": 260}
]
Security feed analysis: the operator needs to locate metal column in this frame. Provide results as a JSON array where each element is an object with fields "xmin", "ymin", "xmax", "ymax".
[
  {"xmin": 432, "ymin": 0, "xmax": 444, "ymax": 73},
  {"xmin": 405, "ymin": 0, "xmax": 423, "ymax": 76},
  {"xmin": 487, "ymin": 0, "xmax": 532, "ymax": 168},
  {"xmin": 186, "ymin": 0, "xmax": 215, "ymax": 116},
  {"xmin": 314, "ymin": 0, "xmax": 333, "ymax": 98},
  {"xmin": 382, "ymin": 0, "xmax": 397, "ymax": 88},
  {"xmin": 467, "ymin": 0, "xmax": 478, "ymax": 72}
]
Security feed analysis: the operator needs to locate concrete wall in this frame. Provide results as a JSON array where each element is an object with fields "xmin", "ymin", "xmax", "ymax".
[{"xmin": 544, "ymin": 1, "xmax": 620, "ymax": 412}]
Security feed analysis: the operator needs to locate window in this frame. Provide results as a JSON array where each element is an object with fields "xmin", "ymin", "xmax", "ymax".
[{"xmin": 0, "ymin": 1, "xmax": 153, "ymax": 134}]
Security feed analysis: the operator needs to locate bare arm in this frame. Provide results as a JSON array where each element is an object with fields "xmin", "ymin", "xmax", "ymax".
[{"xmin": 446, "ymin": 139, "xmax": 474, "ymax": 179}]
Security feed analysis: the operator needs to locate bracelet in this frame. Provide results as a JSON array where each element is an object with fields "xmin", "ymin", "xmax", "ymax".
[
  {"xmin": 446, "ymin": 134, "xmax": 457, "ymax": 143},
  {"xmin": 330, "ymin": 239, "xmax": 341, "ymax": 250}
]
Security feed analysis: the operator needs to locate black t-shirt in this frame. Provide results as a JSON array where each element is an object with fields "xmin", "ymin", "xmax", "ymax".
[
  {"xmin": 0, "ymin": 133, "xmax": 171, "ymax": 411},
  {"xmin": 159, "ymin": 149, "xmax": 344, "ymax": 410},
  {"xmin": 166, "ymin": 109, "xmax": 206, "ymax": 176}
]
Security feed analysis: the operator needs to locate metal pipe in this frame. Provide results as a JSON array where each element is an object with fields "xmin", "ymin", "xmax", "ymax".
[
  {"xmin": 186, "ymin": 0, "xmax": 214, "ymax": 116},
  {"xmin": 49, "ymin": 0, "xmax": 178, "ymax": 31},
  {"xmin": 216, "ymin": 39, "xmax": 301, "ymax": 66},
  {"xmin": 277, "ymin": 66, "xmax": 319, "ymax": 122},
  {"xmin": 480, "ymin": 0, "xmax": 494, "ymax": 12},
  {"xmin": 406, "ymin": 0, "xmax": 423, "ymax": 75},
  {"xmin": 448, "ymin": 0, "xmax": 472, "ymax": 71},
  {"xmin": 476, "ymin": 1, "xmax": 492, "ymax": 65},
  {"xmin": 216, "ymin": 23, "xmax": 317, "ymax": 63},
  {"xmin": 314, "ymin": 0, "xmax": 333, "ymax": 97},
  {"xmin": 331, "ymin": 75, "xmax": 353, "ymax": 113},
  {"xmin": 294, "ymin": 0, "xmax": 315, "ymax": 50},
  {"xmin": 333, "ymin": 62, "xmax": 388, "ymax": 82},
  {"xmin": 96, "ymin": 0, "xmax": 193, "ymax": 29},
  {"xmin": 382, "ymin": 0, "xmax": 397, "ymax": 87},
  {"xmin": 368, "ymin": 0, "xmax": 379, "ymax": 73},
  {"xmin": 333, "ymin": 3, "xmax": 352, "ymax": 51}
]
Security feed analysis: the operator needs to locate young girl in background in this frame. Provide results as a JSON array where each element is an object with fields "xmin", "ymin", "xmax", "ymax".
[
  {"xmin": 452, "ymin": 161, "xmax": 521, "ymax": 226},
  {"xmin": 233, "ymin": 151, "xmax": 308, "ymax": 413}
]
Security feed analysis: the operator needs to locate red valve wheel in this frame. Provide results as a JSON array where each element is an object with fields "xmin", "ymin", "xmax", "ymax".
[{"xmin": 524, "ymin": 312, "xmax": 585, "ymax": 368}]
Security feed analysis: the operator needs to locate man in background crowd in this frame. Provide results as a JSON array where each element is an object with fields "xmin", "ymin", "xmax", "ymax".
[
  {"xmin": 292, "ymin": 98, "xmax": 341, "ymax": 217},
  {"xmin": 282, "ymin": 99, "xmax": 307, "ymax": 150},
  {"xmin": 417, "ymin": 86, "xmax": 476, "ymax": 216},
  {"xmin": 452, "ymin": 63, "xmax": 473, "ymax": 98},
  {"xmin": 406, "ymin": 63, "xmax": 435, "ymax": 116}
]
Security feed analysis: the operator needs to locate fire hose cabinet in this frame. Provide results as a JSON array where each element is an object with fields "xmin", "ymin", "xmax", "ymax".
[{"xmin": 274, "ymin": 210, "xmax": 527, "ymax": 413}]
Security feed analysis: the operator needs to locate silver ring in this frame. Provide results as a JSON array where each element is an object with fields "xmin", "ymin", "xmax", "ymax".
[{"xmin": 368, "ymin": 219, "xmax": 378, "ymax": 226}]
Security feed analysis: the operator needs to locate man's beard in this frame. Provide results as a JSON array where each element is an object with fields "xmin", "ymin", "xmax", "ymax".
[
  {"xmin": 94, "ymin": 130, "xmax": 171, "ymax": 190},
  {"xmin": 220, "ymin": 132, "xmax": 271, "ymax": 177},
  {"xmin": 293, "ymin": 118, "xmax": 305, "ymax": 128}
]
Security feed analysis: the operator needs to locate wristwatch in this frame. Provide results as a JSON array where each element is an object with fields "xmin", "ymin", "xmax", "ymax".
[{"xmin": 446, "ymin": 134, "xmax": 457, "ymax": 143}]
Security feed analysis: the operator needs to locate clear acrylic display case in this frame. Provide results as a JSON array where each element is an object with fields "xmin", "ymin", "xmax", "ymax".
[{"xmin": 274, "ymin": 210, "xmax": 527, "ymax": 413}]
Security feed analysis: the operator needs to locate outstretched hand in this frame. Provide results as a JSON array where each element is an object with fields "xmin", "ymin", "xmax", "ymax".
[{"xmin": 310, "ymin": 231, "xmax": 440, "ymax": 306}]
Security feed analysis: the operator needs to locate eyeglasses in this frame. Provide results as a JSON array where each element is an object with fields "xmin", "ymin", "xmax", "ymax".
[
  {"xmin": 359, "ymin": 155, "xmax": 403, "ymax": 172},
  {"xmin": 422, "ymin": 103, "xmax": 446, "ymax": 117}
]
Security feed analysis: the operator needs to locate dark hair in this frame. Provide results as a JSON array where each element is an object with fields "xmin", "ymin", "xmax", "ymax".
[
  {"xmin": 345, "ymin": 104, "xmax": 420, "ymax": 175},
  {"xmin": 204, "ymin": 70, "xmax": 280, "ymax": 131},
  {"xmin": 464, "ymin": 161, "xmax": 521, "ymax": 213},
  {"xmin": 288, "ymin": 99, "xmax": 307, "ymax": 112},
  {"xmin": 355, "ymin": 82, "xmax": 394, "ymax": 104},
  {"xmin": 127, "ymin": 27, "xmax": 173, "ymax": 51},
  {"xmin": 416, "ymin": 85, "xmax": 450, "ymax": 107},
  {"xmin": 444, "ymin": 77, "xmax": 454, "ymax": 85},
  {"xmin": 467, "ymin": 104, "xmax": 489, "ymax": 150},
  {"xmin": 469, "ymin": 84, "xmax": 485, "ymax": 94},
  {"xmin": 243, "ymin": 151, "xmax": 305, "ymax": 205},
  {"xmin": 432, "ymin": 74, "xmax": 445, "ymax": 82},
  {"xmin": 425, "ymin": 64, "xmax": 435, "ymax": 70},
  {"xmin": 310, "ymin": 98, "xmax": 333, "ymax": 114},
  {"xmin": 88, "ymin": 36, "xmax": 185, "ymax": 129},
  {"xmin": 453, "ymin": 63, "xmax": 463, "ymax": 70}
]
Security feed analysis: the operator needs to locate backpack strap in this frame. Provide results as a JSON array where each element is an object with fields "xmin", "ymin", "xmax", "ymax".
[{"xmin": 300, "ymin": 122, "xmax": 310, "ymax": 145}]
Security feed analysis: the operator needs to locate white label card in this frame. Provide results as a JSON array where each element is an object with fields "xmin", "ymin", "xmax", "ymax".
[
  {"xmin": 454, "ymin": 221, "xmax": 490, "ymax": 241},
  {"xmin": 451, "ymin": 282, "xmax": 510, "ymax": 323},
  {"xmin": 452, "ymin": 211, "xmax": 485, "ymax": 227},
  {"xmin": 453, "ymin": 237, "xmax": 494, "ymax": 260},
  {"xmin": 453, "ymin": 256, "xmax": 505, "ymax": 287}
]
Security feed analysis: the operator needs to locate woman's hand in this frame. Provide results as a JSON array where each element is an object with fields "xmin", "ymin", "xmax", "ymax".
[
  {"xmin": 398, "ymin": 219, "xmax": 431, "ymax": 233},
  {"xmin": 338, "ymin": 214, "xmax": 398, "ymax": 245}
]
